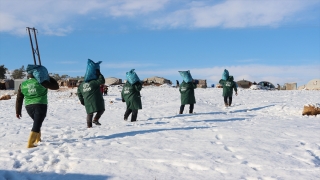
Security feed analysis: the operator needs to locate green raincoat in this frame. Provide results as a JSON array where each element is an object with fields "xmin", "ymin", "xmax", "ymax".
[
  {"xmin": 121, "ymin": 82, "xmax": 142, "ymax": 110},
  {"xmin": 179, "ymin": 81, "xmax": 197, "ymax": 105},
  {"xmin": 77, "ymin": 74, "xmax": 105, "ymax": 114},
  {"xmin": 219, "ymin": 76, "xmax": 237, "ymax": 97}
]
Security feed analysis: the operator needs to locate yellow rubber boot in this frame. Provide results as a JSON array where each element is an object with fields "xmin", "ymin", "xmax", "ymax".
[
  {"xmin": 35, "ymin": 131, "xmax": 41, "ymax": 144},
  {"xmin": 27, "ymin": 131, "xmax": 39, "ymax": 148}
]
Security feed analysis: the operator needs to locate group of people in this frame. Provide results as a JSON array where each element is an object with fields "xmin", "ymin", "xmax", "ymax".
[
  {"xmin": 15, "ymin": 68, "xmax": 238, "ymax": 148},
  {"xmin": 100, "ymin": 84, "xmax": 108, "ymax": 95}
]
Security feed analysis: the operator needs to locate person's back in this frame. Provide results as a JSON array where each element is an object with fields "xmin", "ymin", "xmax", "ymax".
[
  {"xmin": 179, "ymin": 81, "xmax": 196, "ymax": 114},
  {"xmin": 78, "ymin": 74, "xmax": 105, "ymax": 114},
  {"xmin": 16, "ymin": 74, "xmax": 59, "ymax": 148},
  {"xmin": 77, "ymin": 70, "xmax": 105, "ymax": 128},
  {"xmin": 219, "ymin": 76, "xmax": 238, "ymax": 107},
  {"xmin": 121, "ymin": 81, "xmax": 142, "ymax": 109},
  {"xmin": 179, "ymin": 81, "xmax": 196, "ymax": 105},
  {"xmin": 121, "ymin": 81, "xmax": 142, "ymax": 122}
]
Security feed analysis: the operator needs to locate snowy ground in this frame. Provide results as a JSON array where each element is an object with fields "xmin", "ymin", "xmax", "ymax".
[{"xmin": 0, "ymin": 86, "xmax": 319, "ymax": 180}]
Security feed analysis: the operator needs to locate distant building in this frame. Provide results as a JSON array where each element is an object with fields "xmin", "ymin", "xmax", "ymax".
[
  {"xmin": 299, "ymin": 79, "xmax": 320, "ymax": 90},
  {"xmin": 0, "ymin": 79, "xmax": 14, "ymax": 90},
  {"xmin": 105, "ymin": 77, "xmax": 122, "ymax": 85},
  {"xmin": 194, "ymin": 79, "xmax": 207, "ymax": 88},
  {"xmin": 143, "ymin": 76, "xmax": 172, "ymax": 86},
  {"xmin": 284, "ymin": 83, "xmax": 297, "ymax": 90},
  {"xmin": 236, "ymin": 80, "xmax": 252, "ymax": 89}
]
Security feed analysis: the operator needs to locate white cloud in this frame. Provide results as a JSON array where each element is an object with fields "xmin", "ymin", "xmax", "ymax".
[
  {"xmin": 137, "ymin": 64, "xmax": 320, "ymax": 86},
  {"xmin": 0, "ymin": 0, "xmax": 318, "ymax": 35},
  {"xmin": 0, "ymin": 0, "xmax": 169, "ymax": 35},
  {"xmin": 151, "ymin": 0, "xmax": 319, "ymax": 28},
  {"xmin": 108, "ymin": 0, "xmax": 169, "ymax": 17},
  {"xmin": 101, "ymin": 62, "xmax": 159, "ymax": 69}
]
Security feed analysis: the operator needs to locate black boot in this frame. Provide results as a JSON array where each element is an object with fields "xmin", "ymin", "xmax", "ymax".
[
  {"xmin": 189, "ymin": 104, "xmax": 194, "ymax": 114},
  {"xmin": 228, "ymin": 97, "xmax": 232, "ymax": 107},
  {"xmin": 179, "ymin": 105, "xmax": 185, "ymax": 114},
  {"xmin": 131, "ymin": 110, "xmax": 138, "ymax": 122},
  {"xmin": 93, "ymin": 119, "xmax": 101, "ymax": 125},
  {"xmin": 87, "ymin": 113, "xmax": 93, "ymax": 128},
  {"xmin": 124, "ymin": 109, "xmax": 132, "ymax": 121}
]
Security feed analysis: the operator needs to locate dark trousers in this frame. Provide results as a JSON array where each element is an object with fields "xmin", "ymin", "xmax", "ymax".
[
  {"xmin": 124, "ymin": 108, "xmax": 138, "ymax": 122},
  {"xmin": 180, "ymin": 104, "xmax": 194, "ymax": 114},
  {"xmin": 87, "ymin": 110, "xmax": 105, "ymax": 123},
  {"xmin": 224, "ymin": 96, "xmax": 232, "ymax": 105},
  {"xmin": 25, "ymin": 104, "xmax": 47, "ymax": 133}
]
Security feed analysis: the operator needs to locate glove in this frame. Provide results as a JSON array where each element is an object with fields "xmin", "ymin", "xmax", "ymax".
[
  {"xmin": 122, "ymin": 99, "xmax": 125, "ymax": 102},
  {"xmin": 80, "ymin": 100, "xmax": 85, "ymax": 105},
  {"xmin": 96, "ymin": 69, "xmax": 101, "ymax": 76}
]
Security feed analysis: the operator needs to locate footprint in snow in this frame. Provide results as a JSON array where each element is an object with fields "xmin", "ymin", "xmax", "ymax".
[
  {"xmin": 215, "ymin": 134, "xmax": 223, "ymax": 140},
  {"xmin": 224, "ymin": 146, "xmax": 235, "ymax": 152}
]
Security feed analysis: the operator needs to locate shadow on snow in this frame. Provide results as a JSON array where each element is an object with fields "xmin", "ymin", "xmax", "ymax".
[
  {"xmin": 0, "ymin": 170, "xmax": 112, "ymax": 180},
  {"xmin": 85, "ymin": 127, "xmax": 210, "ymax": 140},
  {"xmin": 147, "ymin": 105, "xmax": 274, "ymax": 120},
  {"xmin": 189, "ymin": 118, "xmax": 247, "ymax": 123}
]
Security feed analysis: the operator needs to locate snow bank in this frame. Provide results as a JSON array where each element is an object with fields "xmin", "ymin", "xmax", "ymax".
[{"xmin": 0, "ymin": 88, "xmax": 320, "ymax": 179}]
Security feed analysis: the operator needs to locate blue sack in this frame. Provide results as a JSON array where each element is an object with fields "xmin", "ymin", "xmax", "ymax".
[
  {"xmin": 222, "ymin": 69, "xmax": 229, "ymax": 80},
  {"xmin": 26, "ymin": 64, "xmax": 50, "ymax": 83},
  {"xmin": 126, "ymin": 69, "xmax": 140, "ymax": 85},
  {"xmin": 84, "ymin": 59, "xmax": 102, "ymax": 82},
  {"xmin": 179, "ymin": 70, "xmax": 193, "ymax": 83}
]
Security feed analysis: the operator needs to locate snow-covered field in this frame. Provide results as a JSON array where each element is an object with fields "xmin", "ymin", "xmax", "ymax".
[{"xmin": 0, "ymin": 86, "xmax": 319, "ymax": 180}]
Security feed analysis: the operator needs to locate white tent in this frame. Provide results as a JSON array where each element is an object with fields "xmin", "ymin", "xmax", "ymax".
[
  {"xmin": 304, "ymin": 79, "xmax": 320, "ymax": 90},
  {"xmin": 105, "ymin": 77, "xmax": 122, "ymax": 85},
  {"xmin": 143, "ymin": 76, "xmax": 172, "ymax": 85}
]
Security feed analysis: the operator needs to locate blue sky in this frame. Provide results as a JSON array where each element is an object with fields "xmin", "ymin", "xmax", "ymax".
[{"xmin": 0, "ymin": 0, "xmax": 319, "ymax": 87}]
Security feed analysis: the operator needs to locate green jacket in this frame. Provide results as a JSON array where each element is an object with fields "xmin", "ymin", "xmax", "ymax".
[
  {"xmin": 77, "ymin": 74, "xmax": 105, "ymax": 114},
  {"xmin": 21, "ymin": 78, "xmax": 48, "ymax": 105},
  {"xmin": 121, "ymin": 81, "xmax": 142, "ymax": 110},
  {"xmin": 179, "ymin": 81, "xmax": 196, "ymax": 105},
  {"xmin": 16, "ymin": 77, "xmax": 59, "ymax": 115},
  {"xmin": 219, "ymin": 76, "xmax": 237, "ymax": 97}
]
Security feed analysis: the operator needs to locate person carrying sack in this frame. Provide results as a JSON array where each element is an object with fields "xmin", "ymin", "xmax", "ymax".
[
  {"xmin": 121, "ymin": 81, "xmax": 142, "ymax": 122},
  {"xmin": 121, "ymin": 69, "xmax": 142, "ymax": 122},
  {"xmin": 77, "ymin": 69, "xmax": 105, "ymax": 128},
  {"xmin": 178, "ymin": 70, "xmax": 196, "ymax": 114},
  {"xmin": 16, "ymin": 73, "xmax": 59, "ymax": 148},
  {"xmin": 219, "ymin": 75, "xmax": 238, "ymax": 107},
  {"xmin": 179, "ymin": 80, "xmax": 197, "ymax": 114}
]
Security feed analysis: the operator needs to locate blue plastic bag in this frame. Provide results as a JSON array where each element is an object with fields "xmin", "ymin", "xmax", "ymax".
[
  {"xmin": 222, "ymin": 69, "xmax": 229, "ymax": 80},
  {"xmin": 84, "ymin": 59, "xmax": 102, "ymax": 82},
  {"xmin": 26, "ymin": 64, "xmax": 50, "ymax": 83},
  {"xmin": 179, "ymin": 70, "xmax": 193, "ymax": 83},
  {"xmin": 126, "ymin": 69, "xmax": 140, "ymax": 85}
]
